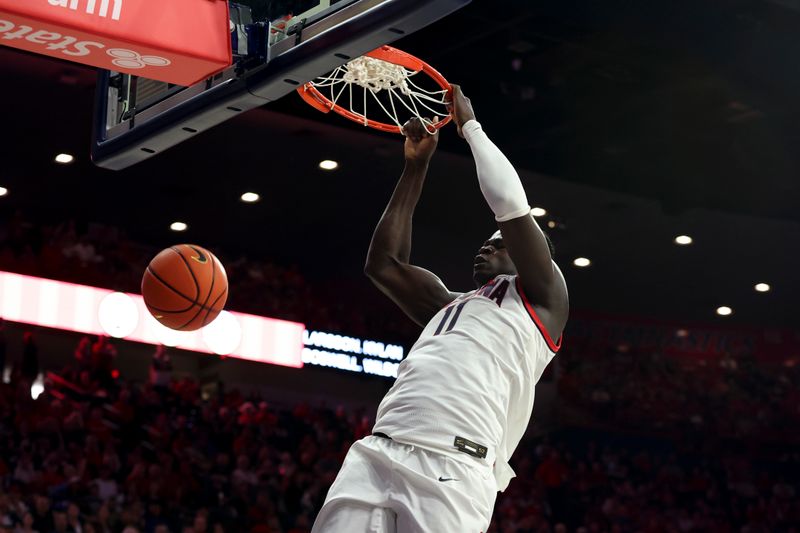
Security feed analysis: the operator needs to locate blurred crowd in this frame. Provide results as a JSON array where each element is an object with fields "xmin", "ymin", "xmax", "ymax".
[
  {"xmin": 0, "ymin": 210, "xmax": 416, "ymax": 343},
  {"xmin": 557, "ymin": 345, "xmax": 800, "ymax": 443},
  {"xmin": 1, "ymin": 335, "xmax": 368, "ymax": 533},
  {"xmin": 1, "ymin": 212, "xmax": 799, "ymax": 532},
  {"xmin": 494, "ymin": 431, "xmax": 799, "ymax": 533},
  {"xmin": 0, "ymin": 333, "xmax": 797, "ymax": 533}
]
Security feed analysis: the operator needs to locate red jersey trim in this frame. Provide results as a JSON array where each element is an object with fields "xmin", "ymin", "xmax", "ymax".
[{"xmin": 514, "ymin": 276, "xmax": 562, "ymax": 353}]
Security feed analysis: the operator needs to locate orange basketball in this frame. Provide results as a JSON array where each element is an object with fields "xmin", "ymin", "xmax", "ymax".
[{"xmin": 141, "ymin": 244, "xmax": 229, "ymax": 331}]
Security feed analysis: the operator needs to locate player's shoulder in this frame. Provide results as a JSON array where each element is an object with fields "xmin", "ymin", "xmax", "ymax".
[{"xmin": 452, "ymin": 288, "xmax": 476, "ymax": 302}]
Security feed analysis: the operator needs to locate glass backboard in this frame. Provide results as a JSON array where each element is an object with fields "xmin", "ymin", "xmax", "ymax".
[{"xmin": 92, "ymin": 0, "xmax": 471, "ymax": 170}]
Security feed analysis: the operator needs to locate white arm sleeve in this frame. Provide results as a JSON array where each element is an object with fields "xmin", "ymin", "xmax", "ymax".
[{"xmin": 463, "ymin": 120, "xmax": 531, "ymax": 222}]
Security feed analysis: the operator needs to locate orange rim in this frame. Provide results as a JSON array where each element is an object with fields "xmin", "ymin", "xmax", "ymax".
[{"xmin": 296, "ymin": 45, "xmax": 453, "ymax": 134}]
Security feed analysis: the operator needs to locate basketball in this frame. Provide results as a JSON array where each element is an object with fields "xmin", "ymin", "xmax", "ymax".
[{"xmin": 141, "ymin": 244, "xmax": 229, "ymax": 331}]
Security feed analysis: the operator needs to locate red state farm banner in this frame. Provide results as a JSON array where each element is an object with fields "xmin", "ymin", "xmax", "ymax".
[{"xmin": 0, "ymin": 0, "xmax": 231, "ymax": 86}]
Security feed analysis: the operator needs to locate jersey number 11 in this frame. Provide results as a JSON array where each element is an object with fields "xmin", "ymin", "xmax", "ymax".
[{"xmin": 433, "ymin": 302, "xmax": 467, "ymax": 336}]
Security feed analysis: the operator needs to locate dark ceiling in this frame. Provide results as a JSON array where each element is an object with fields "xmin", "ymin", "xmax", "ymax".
[
  {"xmin": 0, "ymin": 0, "xmax": 798, "ymax": 329},
  {"xmin": 428, "ymin": 0, "xmax": 800, "ymax": 221}
]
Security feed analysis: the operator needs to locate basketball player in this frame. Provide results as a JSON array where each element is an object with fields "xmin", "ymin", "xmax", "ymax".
[{"xmin": 311, "ymin": 85, "xmax": 569, "ymax": 532}]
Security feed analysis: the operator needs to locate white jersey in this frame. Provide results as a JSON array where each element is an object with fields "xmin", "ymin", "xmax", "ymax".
[{"xmin": 373, "ymin": 274, "xmax": 561, "ymax": 492}]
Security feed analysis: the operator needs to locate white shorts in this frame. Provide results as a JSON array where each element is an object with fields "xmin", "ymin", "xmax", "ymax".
[{"xmin": 311, "ymin": 435, "xmax": 497, "ymax": 533}]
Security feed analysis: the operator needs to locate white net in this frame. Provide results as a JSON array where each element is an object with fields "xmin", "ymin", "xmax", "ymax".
[
  {"xmin": 341, "ymin": 56, "xmax": 411, "ymax": 91},
  {"xmin": 309, "ymin": 55, "xmax": 450, "ymax": 133}
]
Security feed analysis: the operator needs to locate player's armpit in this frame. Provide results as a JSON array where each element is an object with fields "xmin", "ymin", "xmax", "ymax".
[
  {"xmin": 365, "ymin": 260, "xmax": 461, "ymax": 326},
  {"xmin": 497, "ymin": 214, "xmax": 569, "ymax": 337}
]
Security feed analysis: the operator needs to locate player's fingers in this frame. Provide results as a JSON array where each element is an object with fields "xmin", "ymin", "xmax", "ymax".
[
  {"xmin": 403, "ymin": 118, "xmax": 425, "ymax": 142},
  {"xmin": 408, "ymin": 118, "xmax": 422, "ymax": 141},
  {"xmin": 402, "ymin": 118, "xmax": 421, "ymax": 138},
  {"xmin": 421, "ymin": 117, "xmax": 439, "ymax": 136},
  {"xmin": 414, "ymin": 117, "xmax": 431, "ymax": 138},
  {"xmin": 445, "ymin": 85, "xmax": 457, "ymax": 106}
]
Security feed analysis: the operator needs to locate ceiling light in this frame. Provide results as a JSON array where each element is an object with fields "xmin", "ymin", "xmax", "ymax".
[
  {"xmin": 0, "ymin": 187, "xmax": 7, "ymax": 197},
  {"xmin": 674, "ymin": 235, "xmax": 693, "ymax": 245},
  {"xmin": 676, "ymin": 329, "xmax": 689, "ymax": 338},
  {"xmin": 573, "ymin": 257, "xmax": 591, "ymax": 268},
  {"xmin": 531, "ymin": 207, "xmax": 547, "ymax": 217},
  {"xmin": 716, "ymin": 306, "xmax": 733, "ymax": 316},
  {"xmin": 240, "ymin": 192, "xmax": 260, "ymax": 203},
  {"xmin": 547, "ymin": 221, "xmax": 556, "ymax": 229},
  {"xmin": 319, "ymin": 159, "xmax": 339, "ymax": 170},
  {"xmin": 754, "ymin": 283, "xmax": 770, "ymax": 293},
  {"xmin": 55, "ymin": 153, "xmax": 74, "ymax": 164},
  {"xmin": 170, "ymin": 221, "xmax": 188, "ymax": 232}
]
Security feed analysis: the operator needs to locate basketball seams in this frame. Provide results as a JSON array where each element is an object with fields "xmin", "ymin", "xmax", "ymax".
[
  {"xmin": 175, "ymin": 249, "xmax": 216, "ymax": 330},
  {"xmin": 169, "ymin": 246, "xmax": 200, "ymax": 301},
  {"xmin": 201, "ymin": 286, "xmax": 228, "ymax": 327},
  {"xmin": 144, "ymin": 301, "xmax": 196, "ymax": 314},
  {"xmin": 200, "ymin": 252, "xmax": 216, "ymax": 309},
  {"xmin": 144, "ymin": 266, "xmax": 221, "ymax": 315},
  {"xmin": 143, "ymin": 245, "xmax": 228, "ymax": 332},
  {"xmin": 145, "ymin": 266, "xmax": 198, "ymax": 307},
  {"xmin": 200, "ymin": 257, "xmax": 228, "ymax": 327}
]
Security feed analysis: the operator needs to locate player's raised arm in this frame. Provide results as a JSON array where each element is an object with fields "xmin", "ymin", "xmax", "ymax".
[
  {"xmin": 365, "ymin": 118, "xmax": 461, "ymax": 326},
  {"xmin": 450, "ymin": 85, "xmax": 569, "ymax": 338}
]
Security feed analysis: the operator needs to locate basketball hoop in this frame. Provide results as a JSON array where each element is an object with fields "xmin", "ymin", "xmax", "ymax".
[{"xmin": 297, "ymin": 45, "xmax": 452, "ymax": 134}]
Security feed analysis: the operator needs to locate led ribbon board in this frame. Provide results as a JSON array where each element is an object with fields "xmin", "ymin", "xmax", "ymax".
[{"xmin": 0, "ymin": 271, "xmax": 304, "ymax": 367}]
